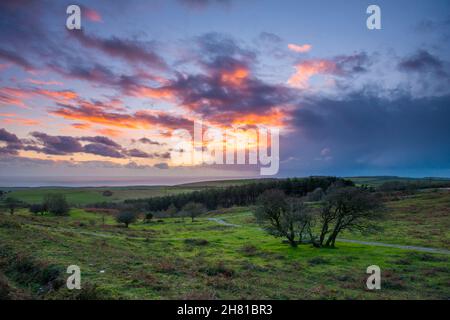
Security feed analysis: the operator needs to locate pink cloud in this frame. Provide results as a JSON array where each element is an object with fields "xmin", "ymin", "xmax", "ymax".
[
  {"xmin": 287, "ymin": 59, "xmax": 336, "ymax": 88},
  {"xmin": 288, "ymin": 43, "xmax": 312, "ymax": 53},
  {"xmin": 84, "ymin": 7, "xmax": 102, "ymax": 22}
]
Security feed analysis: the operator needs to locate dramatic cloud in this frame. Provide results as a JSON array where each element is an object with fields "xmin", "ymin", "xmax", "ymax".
[
  {"xmin": 286, "ymin": 93, "xmax": 450, "ymax": 175},
  {"xmin": 51, "ymin": 101, "xmax": 193, "ymax": 131}
]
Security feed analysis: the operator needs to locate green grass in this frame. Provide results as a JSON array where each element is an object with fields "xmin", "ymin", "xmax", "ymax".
[
  {"xmin": 0, "ymin": 190, "xmax": 449, "ymax": 300},
  {"xmin": 2, "ymin": 186, "xmax": 200, "ymax": 206}
]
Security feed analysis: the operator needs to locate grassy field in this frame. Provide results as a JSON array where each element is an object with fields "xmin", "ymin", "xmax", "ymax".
[
  {"xmin": 1, "ymin": 186, "xmax": 201, "ymax": 206},
  {"xmin": 0, "ymin": 189, "xmax": 449, "ymax": 300}
]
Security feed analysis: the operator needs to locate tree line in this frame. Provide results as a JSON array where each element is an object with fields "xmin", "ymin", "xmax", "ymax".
[{"xmin": 119, "ymin": 177, "xmax": 354, "ymax": 213}]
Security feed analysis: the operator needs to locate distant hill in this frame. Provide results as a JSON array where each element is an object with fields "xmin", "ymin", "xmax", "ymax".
[{"xmin": 347, "ymin": 176, "xmax": 450, "ymax": 187}]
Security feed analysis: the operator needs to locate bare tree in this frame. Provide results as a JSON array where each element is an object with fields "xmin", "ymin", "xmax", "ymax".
[
  {"xmin": 254, "ymin": 190, "xmax": 313, "ymax": 247},
  {"xmin": 317, "ymin": 187, "xmax": 384, "ymax": 247}
]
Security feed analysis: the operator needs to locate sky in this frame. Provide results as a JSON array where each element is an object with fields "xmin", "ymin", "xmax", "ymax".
[{"xmin": 1, "ymin": 0, "xmax": 450, "ymax": 185}]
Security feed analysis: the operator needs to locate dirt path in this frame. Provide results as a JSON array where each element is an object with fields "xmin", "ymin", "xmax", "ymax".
[{"xmin": 208, "ymin": 217, "xmax": 450, "ymax": 255}]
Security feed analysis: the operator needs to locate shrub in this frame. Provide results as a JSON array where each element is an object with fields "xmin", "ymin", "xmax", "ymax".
[
  {"xmin": 43, "ymin": 194, "xmax": 70, "ymax": 216},
  {"xmin": 102, "ymin": 190, "xmax": 113, "ymax": 197},
  {"xmin": 116, "ymin": 212, "xmax": 137, "ymax": 228}
]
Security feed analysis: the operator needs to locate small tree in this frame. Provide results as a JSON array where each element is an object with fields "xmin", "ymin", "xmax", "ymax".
[
  {"xmin": 43, "ymin": 194, "xmax": 70, "ymax": 216},
  {"xmin": 144, "ymin": 212, "xmax": 154, "ymax": 222},
  {"xmin": 254, "ymin": 190, "xmax": 313, "ymax": 247},
  {"xmin": 116, "ymin": 212, "xmax": 137, "ymax": 228},
  {"xmin": 4, "ymin": 197, "xmax": 22, "ymax": 215},
  {"xmin": 317, "ymin": 187, "xmax": 384, "ymax": 247},
  {"xmin": 181, "ymin": 202, "xmax": 206, "ymax": 222}
]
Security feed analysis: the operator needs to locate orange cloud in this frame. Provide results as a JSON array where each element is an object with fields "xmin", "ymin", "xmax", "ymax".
[
  {"xmin": 288, "ymin": 43, "xmax": 312, "ymax": 53},
  {"xmin": 220, "ymin": 68, "xmax": 249, "ymax": 85},
  {"xmin": 0, "ymin": 114, "xmax": 40, "ymax": 126},
  {"xmin": 96, "ymin": 128, "xmax": 123, "ymax": 137},
  {"xmin": 0, "ymin": 87, "xmax": 32, "ymax": 108},
  {"xmin": 35, "ymin": 89, "xmax": 78, "ymax": 101},
  {"xmin": 287, "ymin": 59, "xmax": 336, "ymax": 88},
  {"xmin": 26, "ymin": 79, "xmax": 63, "ymax": 86},
  {"xmin": 71, "ymin": 123, "xmax": 91, "ymax": 130}
]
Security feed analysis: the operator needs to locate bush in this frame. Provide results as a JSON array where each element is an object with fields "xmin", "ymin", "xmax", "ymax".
[
  {"xmin": 102, "ymin": 190, "xmax": 113, "ymax": 197},
  {"xmin": 43, "ymin": 194, "xmax": 70, "ymax": 216}
]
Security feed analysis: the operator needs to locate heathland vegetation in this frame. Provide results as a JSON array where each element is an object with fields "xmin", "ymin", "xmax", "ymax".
[{"xmin": 0, "ymin": 176, "xmax": 448, "ymax": 299}]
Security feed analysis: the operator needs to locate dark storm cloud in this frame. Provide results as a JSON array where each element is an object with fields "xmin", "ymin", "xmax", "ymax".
[
  {"xmin": 288, "ymin": 93, "xmax": 450, "ymax": 172},
  {"xmin": 398, "ymin": 50, "xmax": 447, "ymax": 77}
]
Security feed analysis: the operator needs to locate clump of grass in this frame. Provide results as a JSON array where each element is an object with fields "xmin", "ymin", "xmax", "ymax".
[
  {"xmin": 200, "ymin": 261, "xmax": 234, "ymax": 278},
  {"xmin": 184, "ymin": 238, "xmax": 209, "ymax": 246},
  {"xmin": 308, "ymin": 257, "xmax": 329, "ymax": 266},
  {"xmin": 240, "ymin": 244, "xmax": 258, "ymax": 256}
]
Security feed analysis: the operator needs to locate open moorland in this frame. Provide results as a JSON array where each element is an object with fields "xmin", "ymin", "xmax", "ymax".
[{"xmin": 0, "ymin": 177, "xmax": 449, "ymax": 300}]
